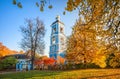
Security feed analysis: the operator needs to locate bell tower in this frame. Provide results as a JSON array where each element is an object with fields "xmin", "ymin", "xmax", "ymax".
[{"xmin": 49, "ymin": 15, "xmax": 66, "ymax": 59}]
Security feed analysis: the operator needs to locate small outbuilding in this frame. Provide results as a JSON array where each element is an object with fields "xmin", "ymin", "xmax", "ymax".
[{"xmin": 14, "ymin": 54, "xmax": 32, "ymax": 71}]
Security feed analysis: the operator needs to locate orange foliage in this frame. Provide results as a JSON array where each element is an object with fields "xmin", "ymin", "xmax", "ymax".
[
  {"xmin": 41, "ymin": 56, "xmax": 49, "ymax": 60},
  {"xmin": 0, "ymin": 42, "xmax": 20, "ymax": 57},
  {"xmin": 57, "ymin": 56, "xmax": 66, "ymax": 64},
  {"xmin": 34, "ymin": 59, "xmax": 44, "ymax": 65},
  {"xmin": 34, "ymin": 56, "xmax": 66, "ymax": 66},
  {"xmin": 34, "ymin": 57, "xmax": 56, "ymax": 66},
  {"xmin": 44, "ymin": 58, "xmax": 56, "ymax": 65}
]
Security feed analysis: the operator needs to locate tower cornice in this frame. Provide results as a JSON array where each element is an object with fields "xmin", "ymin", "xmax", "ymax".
[{"xmin": 51, "ymin": 20, "xmax": 64, "ymax": 26}]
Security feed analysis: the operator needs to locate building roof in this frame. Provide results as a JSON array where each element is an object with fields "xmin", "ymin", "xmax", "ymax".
[{"xmin": 51, "ymin": 20, "xmax": 64, "ymax": 26}]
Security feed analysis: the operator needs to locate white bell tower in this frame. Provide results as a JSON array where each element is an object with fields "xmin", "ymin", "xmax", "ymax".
[{"xmin": 49, "ymin": 15, "xmax": 66, "ymax": 59}]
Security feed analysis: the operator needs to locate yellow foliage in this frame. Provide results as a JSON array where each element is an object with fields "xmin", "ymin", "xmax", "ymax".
[
  {"xmin": 66, "ymin": 0, "xmax": 119, "ymax": 68},
  {"xmin": 66, "ymin": 18, "xmax": 97, "ymax": 63},
  {"xmin": 92, "ymin": 47, "xmax": 107, "ymax": 68}
]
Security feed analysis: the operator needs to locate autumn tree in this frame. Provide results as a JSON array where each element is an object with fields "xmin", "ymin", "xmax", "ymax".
[
  {"xmin": 20, "ymin": 17, "xmax": 45, "ymax": 70},
  {"xmin": 66, "ymin": 0, "xmax": 119, "ymax": 68},
  {"xmin": 0, "ymin": 42, "xmax": 19, "ymax": 57},
  {"xmin": 97, "ymin": 21, "xmax": 120, "ymax": 68},
  {"xmin": 66, "ymin": 0, "xmax": 120, "ymax": 49},
  {"xmin": 66, "ymin": 18, "xmax": 97, "ymax": 66}
]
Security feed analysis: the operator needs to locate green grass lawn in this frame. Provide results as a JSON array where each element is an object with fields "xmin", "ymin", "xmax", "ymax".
[{"xmin": 0, "ymin": 69, "xmax": 120, "ymax": 79}]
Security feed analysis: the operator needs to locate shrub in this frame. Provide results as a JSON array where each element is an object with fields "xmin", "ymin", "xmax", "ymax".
[
  {"xmin": 0, "ymin": 56, "xmax": 17, "ymax": 70},
  {"xmin": 75, "ymin": 63, "xmax": 85, "ymax": 69},
  {"xmin": 86, "ymin": 63, "xmax": 100, "ymax": 68}
]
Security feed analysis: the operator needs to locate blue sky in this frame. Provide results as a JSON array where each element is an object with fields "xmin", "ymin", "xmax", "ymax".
[{"xmin": 0, "ymin": 0, "xmax": 78, "ymax": 56}]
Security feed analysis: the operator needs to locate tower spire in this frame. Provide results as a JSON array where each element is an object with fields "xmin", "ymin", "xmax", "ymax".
[{"xmin": 56, "ymin": 15, "xmax": 60, "ymax": 21}]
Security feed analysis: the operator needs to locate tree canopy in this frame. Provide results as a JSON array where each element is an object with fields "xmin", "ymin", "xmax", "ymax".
[
  {"xmin": 0, "ymin": 42, "xmax": 22, "ymax": 58},
  {"xmin": 66, "ymin": 0, "xmax": 120, "ymax": 68},
  {"xmin": 20, "ymin": 17, "xmax": 45, "ymax": 69}
]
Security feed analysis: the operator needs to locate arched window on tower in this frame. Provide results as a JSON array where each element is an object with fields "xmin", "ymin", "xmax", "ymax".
[
  {"xmin": 60, "ymin": 27, "xmax": 63, "ymax": 33},
  {"xmin": 60, "ymin": 37, "xmax": 64, "ymax": 50},
  {"xmin": 52, "ymin": 36, "xmax": 56, "ymax": 44},
  {"xmin": 52, "ymin": 27, "xmax": 56, "ymax": 33},
  {"xmin": 60, "ymin": 38, "xmax": 64, "ymax": 44}
]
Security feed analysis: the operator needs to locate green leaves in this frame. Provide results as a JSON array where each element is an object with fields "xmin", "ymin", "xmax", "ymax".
[
  {"xmin": 48, "ymin": 5, "xmax": 53, "ymax": 9},
  {"xmin": 0, "ymin": 57, "xmax": 17, "ymax": 69},
  {"xmin": 40, "ymin": 5, "xmax": 44, "ymax": 12},
  {"xmin": 63, "ymin": 11, "xmax": 66, "ymax": 15},
  {"xmin": 12, "ymin": 0, "xmax": 22, "ymax": 8},
  {"xmin": 35, "ymin": 1, "xmax": 44, "ymax": 12},
  {"xmin": 13, "ymin": 0, "xmax": 16, "ymax": 5},
  {"xmin": 36, "ymin": 2, "xmax": 39, "ymax": 7},
  {"xmin": 17, "ymin": 2, "xmax": 22, "ymax": 8}
]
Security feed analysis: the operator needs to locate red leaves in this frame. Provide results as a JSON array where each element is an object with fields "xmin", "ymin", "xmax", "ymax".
[
  {"xmin": 34, "ymin": 58, "xmax": 56, "ymax": 66},
  {"xmin": 34, "ymin": 59, "xmax": 43, "ymax": 65}
]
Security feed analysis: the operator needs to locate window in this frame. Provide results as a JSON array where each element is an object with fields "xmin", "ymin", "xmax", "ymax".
[
  {"xmin": 52, "ymin": 36, "xmax": 55, "ymax": 44},
  {"xmin": 60, "ymin": 37, "xmax": 65, "ymax": 50},
  {"xmin": 60, "ymin": 37, "xmax": 64, "ymax": 45},
  {"xmin": 53, "ymin": 27, "xmax": 56, "ymax": 33},
  {"xmin": 52, "ymin": 46, "xmax": 55, "ymax": 51},
  {"xmin": 52, "ymin": 25, "xmax": 56, "ymax": 33},
  {"xmin": 60, "ymin": 44, "xmax": 64, "ymax": 50},
  {"xmin": 60, "ymin": 27, "xmax": 63, "ymax": 33},
  {"xmin": 61, "ymin": 37, "xmax": 64, "ymax": 42},
  {"xmin": 52, "ymin": 45, "xmax": 56, "ymax": 51}
]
